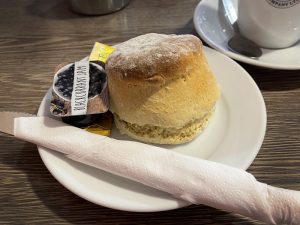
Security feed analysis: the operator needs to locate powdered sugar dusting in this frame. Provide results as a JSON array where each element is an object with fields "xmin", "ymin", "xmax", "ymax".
[
  {"xmin": 115, "ymin": 33, "xmax": 170, "ymax": 55},
  {"xmin": 107, "ymin": 33, "xmax": 201, "ymax": 77}
]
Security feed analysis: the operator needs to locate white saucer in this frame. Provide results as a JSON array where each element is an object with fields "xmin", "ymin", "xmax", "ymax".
[
  {"xmin": 193, "ymin": 0, "xmax": 300, "ymax": 70},
  {"xmin": 37, "ymin": 47, "xmax": 266, "ymax": 212}
]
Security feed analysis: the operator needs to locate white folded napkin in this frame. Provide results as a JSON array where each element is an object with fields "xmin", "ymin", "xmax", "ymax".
[{"xmin": 14, "ymin": 116, "xmax": 300, "ymax": 225}]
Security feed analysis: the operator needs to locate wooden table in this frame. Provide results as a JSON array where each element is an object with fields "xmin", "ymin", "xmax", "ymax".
[{"xmin": 0, "ymin": 0, "xmax": 299, "ymax": 224}]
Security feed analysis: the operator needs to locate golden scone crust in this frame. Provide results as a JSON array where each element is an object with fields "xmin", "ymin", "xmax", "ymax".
[
  {"xmin": 107, "ymin": 33, "xmax": 202, "ymax": 82},
  {"xmin": 106, "ymin": 33, "xmax": 220, "ymax": 144}
]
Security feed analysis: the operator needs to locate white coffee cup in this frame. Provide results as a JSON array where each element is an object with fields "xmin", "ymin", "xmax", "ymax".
[{"xmin": 237, "ymin": 0, "xmax": 300, "ymax": 49}]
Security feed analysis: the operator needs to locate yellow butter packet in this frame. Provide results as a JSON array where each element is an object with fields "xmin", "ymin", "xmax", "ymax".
[
  {"xmin": 89, "ymin": 42, "xmax": 115, "ymax": 63},
  {"xmin": 83, "ymin": 112, "xmax": 113, "ymax": 136},
  {"xmin": 62, "ymin": 112, "xmax": 113, "ymax": 136},
  {"xmin": 84, "ymin": 124, "xmax": 111, "ymax": 136}
]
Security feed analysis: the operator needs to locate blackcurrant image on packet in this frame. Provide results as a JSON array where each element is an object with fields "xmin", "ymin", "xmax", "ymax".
[{"xmin": 50, "ymin": 61, "xmax": 109, "ymax": 117}]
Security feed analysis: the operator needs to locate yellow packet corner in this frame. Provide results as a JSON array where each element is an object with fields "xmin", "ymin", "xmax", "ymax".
[
  {"xmin": 89, "ymin": 42, "xmax": 115, "ymax": 63},
  {"xmin": 84, "ymin": 124, "xmax": 111, "ymax": 136}
]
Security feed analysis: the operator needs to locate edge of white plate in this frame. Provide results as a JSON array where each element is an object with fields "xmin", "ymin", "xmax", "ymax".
[{"xmin": 204, "ymin": 47, "xmax": 267, "ymax": 171}]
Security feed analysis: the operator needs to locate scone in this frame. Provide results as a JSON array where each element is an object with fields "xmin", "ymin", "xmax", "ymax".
[{"xmin": 106, "ymin": 33, "xmax": 220, "ymax": 144}]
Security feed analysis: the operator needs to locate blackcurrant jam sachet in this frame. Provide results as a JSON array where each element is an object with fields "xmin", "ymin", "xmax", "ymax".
[{"xmin": 50, "ymin": 61, "xmax": 109, "ymax": 117}]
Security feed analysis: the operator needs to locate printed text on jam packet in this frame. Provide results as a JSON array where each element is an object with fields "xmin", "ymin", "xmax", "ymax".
[{"xmin": 71, "ymin": 61, "xmax": 90, "ymax": 115}]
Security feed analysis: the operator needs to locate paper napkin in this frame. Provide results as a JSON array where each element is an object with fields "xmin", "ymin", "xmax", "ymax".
[{"xmin": 14, "ymin": 116, "xmax": 300, "ymax": 225}]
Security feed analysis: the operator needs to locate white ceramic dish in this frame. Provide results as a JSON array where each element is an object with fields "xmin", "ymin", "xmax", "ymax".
[
  {"xmin": 37, "ymin": 47, "xmax": 267, "ymax": 212},
  {"xmin": 193, "ymin": 0, "xmax": 300, "ymax": 70}
]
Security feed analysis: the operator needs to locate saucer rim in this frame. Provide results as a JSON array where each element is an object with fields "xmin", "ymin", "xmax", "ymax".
[{"xmin": 193, "ymin": 0, "xmax": 300, "ymax": 70}]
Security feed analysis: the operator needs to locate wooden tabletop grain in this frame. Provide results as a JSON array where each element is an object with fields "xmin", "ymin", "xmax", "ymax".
[{"xmin": 0, "ymin": 0, "xmax": 299, "ymax": 224}]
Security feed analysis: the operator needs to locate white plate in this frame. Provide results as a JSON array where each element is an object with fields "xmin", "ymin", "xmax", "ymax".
[
  {"xmin": 37, "ymin": 47, "xmax": 266, "ymax": 212},
  {"xmin": 193, "ymin": 0, "xmax": 300, "ymax": 70}
]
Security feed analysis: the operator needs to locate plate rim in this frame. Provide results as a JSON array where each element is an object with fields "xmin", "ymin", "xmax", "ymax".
[
  {"xmin": 193, "ymin": 0, "xmax": 300, "ymax": 70},
  {"xmin": 203, "ymin": 47, "xmax": 267, "ymax": 171},
  {"xmin": 37, "ymin": 46, "xmax": 267, "ymax": 212}
]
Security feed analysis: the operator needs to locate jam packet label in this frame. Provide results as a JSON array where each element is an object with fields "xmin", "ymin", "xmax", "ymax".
[
  {"xmin": 50, "ymin": 62, "xmax": 109, "ymax": 117},
  {"xmin": 89, "ymin": 42, "xmax": 115, "ymax": 63},
  {"xmin": 71, "ymin": 61, "xmax": 90, "ymax": 115}
]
